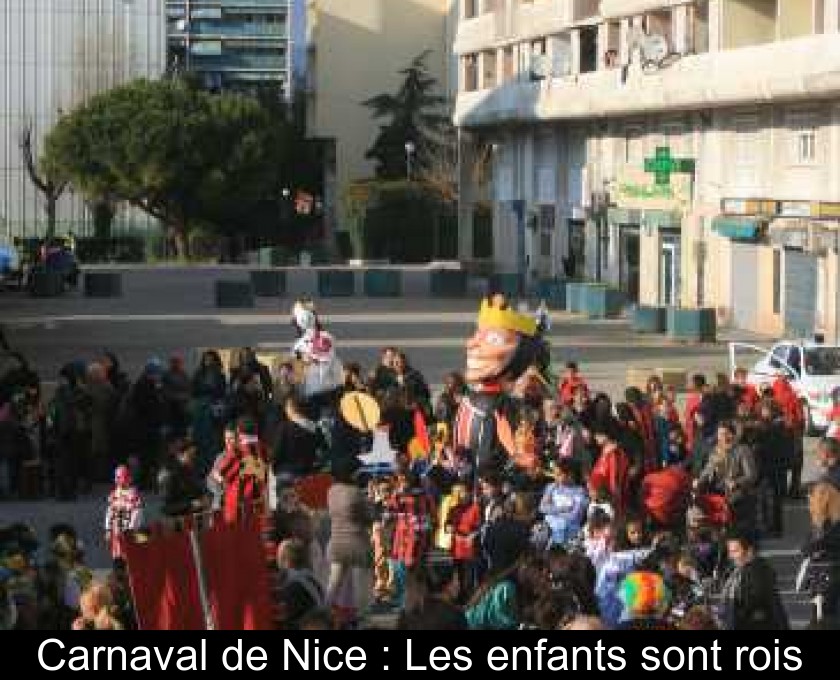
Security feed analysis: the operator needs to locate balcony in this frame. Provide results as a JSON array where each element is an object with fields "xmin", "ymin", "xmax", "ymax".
[
  {"xmin": 168, "ymin": 20, "xmax": 288, "ymax": 39},
  {"xmin": 454, "ymin": 0, "xmax": 570, "ymax": 55},
  {"xmin": 167, "ymin": 0, "xmax": 290, "ymax": 7},
  {"xmin": 455, "ymin": 34, "xmax": 840, "ymax": 127},
  {"xmin": 191, "ymin": 52, "xmax": 288, "ymax": 71}
]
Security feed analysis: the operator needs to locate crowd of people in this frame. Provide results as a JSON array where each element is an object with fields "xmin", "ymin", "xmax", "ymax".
[{"xmin": 1, "ymin": 295, "xmax": 840, "ymax": 631}]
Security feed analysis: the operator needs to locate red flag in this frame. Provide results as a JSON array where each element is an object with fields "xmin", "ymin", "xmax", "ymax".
[
  {"xmin": 121, "ymin": 530, "xmax": 205, "ymax": 630},
  {"xmin": 412, "ymin": 408, "xmax": 431, "ymax": 459},
  {"xmin": 200, "ymin": 518, "xmax": 274, "ymax": 630}
]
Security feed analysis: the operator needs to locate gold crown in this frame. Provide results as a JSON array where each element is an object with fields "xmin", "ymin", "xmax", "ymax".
[{"xmin": 477, "ymin": 295, "xmax": 537, "ymax": 337}]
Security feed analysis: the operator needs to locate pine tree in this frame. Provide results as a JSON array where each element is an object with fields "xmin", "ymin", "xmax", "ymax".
[{"xmin": 363, "ymin": 51, "xmax": 450, "ymax": 180}]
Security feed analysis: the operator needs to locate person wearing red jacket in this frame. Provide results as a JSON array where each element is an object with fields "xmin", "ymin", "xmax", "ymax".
[
  {"xmin": 772, "ymin": 375, "xmax": 805, "ymax": 498},
  {"xmin": 733, "ymin": 367, "xmax": 761, "ymax": 413},
  {"xmin": 625, "ymin": 387, "xmax": 657, "ymax": 474},
  {"xmin": 219, "ymin": 419, "xmax": 270, "ymax": 524},
  {"xmin": 589, "ymin": 421, "xmax": 631, "ymax": 517},
  {"xmin": 683, "ymin": 374, "xmax": 706, "ymax": 455},
  {"xmin": 641, "ymin": 463, "xmax": 691, "ymax": 531},
  {"xmin": 445, "ymin": 484, "xmax": 481, "ymax": 602},
  {"xmin": 558, "ymin": 362, "xmax": 590, "ymax": 407}
]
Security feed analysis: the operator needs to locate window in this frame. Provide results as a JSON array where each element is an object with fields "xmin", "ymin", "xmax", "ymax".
[
  {"xmin": 645, "ymin": 10, "xmax": 674, "ymax": 50},
  {"xmin": 689, "ymin": 0, "xmax": 710, "ymax": 54},
  {"xmin": 579, "ymin": 26, "xmax": 598, "ymax": 73},
  {"xmin": 603, "ymin": 22, "xmax": 621, "ymax": 69},
  {"xmin": 463, "ymin": 55, "xmax": 478, "ymax": 92},
  {"xmin": 773, "ymin": 248, "xmax": 781, "ymax": 314},
  {"xmin": 815, "ymin": 0, "xmax": 825, "ymax": 33},
  {"xmin": 463, "ymin": 0, "xmax": 478, "ymax": 19},
  {"xmin": 791, "ymin": 119, "xmax": 817, "ymax": 165},
  {"xmin": 482, "ymin": 0, "xmax": 500, "ymax": 13},
  {"xmin": 502, "ymin": 46, "xmax": 515, "ymax": 81},
  {"xmin": 624, "ymin": 128, "xmax": 645, "ymax": 165},
  {"xmin": 482, "ymin": 51, "xmax": 497, "ymax": 88}
]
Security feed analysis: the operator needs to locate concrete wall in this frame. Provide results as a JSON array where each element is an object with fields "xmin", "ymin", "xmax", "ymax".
[
  {"xmin": 778, "ymin": 0, "xmax": 814, "ymax": 40},
  {"xmin": 756, "ymin": 244, "xmax": 784, "ymax": 335},
  {"xmin": 0, "ymin": 0, "xmax": 166, "ymax": 240},
  {"xmin": 722, "ymin": 0, "xmax": 778, "ymax": 49},
  {"xmin": 307, "ymin": 0, "xmax": 454, "ymax": 234}
]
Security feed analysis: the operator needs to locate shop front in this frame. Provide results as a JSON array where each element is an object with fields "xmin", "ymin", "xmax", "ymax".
[{"xmin": 608, "ymin": 147, "xmax": 694, "ymax": 307}]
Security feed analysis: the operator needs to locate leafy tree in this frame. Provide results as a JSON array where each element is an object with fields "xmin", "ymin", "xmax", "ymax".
[
  {"xmin": 43, "ymin": 78, "xmax": 297, "ymax": 258},
  {"xmin": 19, "ymin": 123, "xmax": 68, "ymax": 239},
  {"xmin": 363, "ymin": 51, "xmax": 451, "ymax": 180}
]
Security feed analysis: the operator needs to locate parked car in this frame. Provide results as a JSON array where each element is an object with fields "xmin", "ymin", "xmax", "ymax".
[
  {"xmin": 25, "ymin": 242, "xmax": 80, "ymax": 293},
  {"xmin": 730, "ymin": 339, "xmax": 840, "ymax": 434},
  {"xmin": 0, "ymin": 242, "xmax": 23, "ymax": 290}
]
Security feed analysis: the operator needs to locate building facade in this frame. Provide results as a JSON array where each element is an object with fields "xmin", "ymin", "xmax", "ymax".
[
  {"xmin": 166, "ymin": 0, "xmax": 293, "ymax": 99},
  {"xmin": 454, "ymin": 0, "xmax": 840, "ymax": 340},
  {"xmin": 1, "ymin": 0, "xmax": 166, "ymax": 241},
  {"xmin": 305, "ymin": 0, "xmax": 458, "ymax": 246}
]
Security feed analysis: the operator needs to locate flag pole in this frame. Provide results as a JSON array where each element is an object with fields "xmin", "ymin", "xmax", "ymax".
[{"xmin": 188, "ymin": 524, "xmax": 216, "ymax": 631}]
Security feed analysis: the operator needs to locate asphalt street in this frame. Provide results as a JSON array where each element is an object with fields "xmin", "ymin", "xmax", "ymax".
[{"xmin": 0, "ymin": 271, "xmax": 823, "ymax": 628}]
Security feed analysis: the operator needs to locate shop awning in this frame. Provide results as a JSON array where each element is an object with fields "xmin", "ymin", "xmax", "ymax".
[
  {"xmin": 643, "ymin": 210, "xmax": 682, "ymax": 231},
  {"xmin": 599, "ymin": 0, "xmax": 693, "ymax": 20},
  {"xmin": 712, "ymin": 217, "xmax": 762, "ymax": 241}
]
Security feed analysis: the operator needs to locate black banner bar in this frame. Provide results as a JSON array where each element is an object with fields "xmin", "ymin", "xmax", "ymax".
[{"xmin": 8, "ymin": 631, "xmax": 826, "ymax": 674}]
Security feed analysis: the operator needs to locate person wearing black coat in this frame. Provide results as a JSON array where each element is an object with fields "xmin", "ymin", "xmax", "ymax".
[
  {"xmin": 753, "ymin": 401, "xmax": 792, "ymax": 537},
  {"xmin": 273, "ymin": 394, "xmax": 326, "ymax": 482},
  {"xmin": 157, "ymin": 439, "xmax": 208, "ymax": 518},
  {"xmin": 722, "ymin": 530, "xmax": 789, "ymax": 630}
]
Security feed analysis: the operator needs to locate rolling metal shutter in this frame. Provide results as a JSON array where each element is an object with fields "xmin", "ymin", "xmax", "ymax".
[{"xmin": 784, "ymin": 250, "xmax": 818, "ymax": 337}]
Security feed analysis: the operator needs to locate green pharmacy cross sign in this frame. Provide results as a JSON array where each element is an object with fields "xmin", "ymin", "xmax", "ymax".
[{"xmin": 644, "ymin": 147, "xmax": 696, "ymax": 186}]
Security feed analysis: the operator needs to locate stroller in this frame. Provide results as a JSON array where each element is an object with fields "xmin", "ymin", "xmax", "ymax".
[{"xmin": 686, "ymin": 490, "xmax": 732, "ymax": 594}]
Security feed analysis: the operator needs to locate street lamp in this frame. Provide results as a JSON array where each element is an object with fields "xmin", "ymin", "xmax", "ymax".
[
  {"xmin": 122, "ymin": 0, "xmax": 133, "ymax": 82},
  {"xmin": 405, "ymin": 141, "xmax": 416, "ymax": 181}
]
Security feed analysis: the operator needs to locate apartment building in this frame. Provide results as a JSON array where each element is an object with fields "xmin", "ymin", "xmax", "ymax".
[
  {"xmin": 1, "ymin": 0, "xmax": 166, "ymax": 240},
  {"xmin": 454, "ymin": 0, "xmax": 840, "ymax": 340},
  {"xmin": 305, "ymin": 0, "xmax": 458, "ymax": 246},
  {"xmin": 166, "ymin": 0, "xmax": 293, "ymax": 99}
]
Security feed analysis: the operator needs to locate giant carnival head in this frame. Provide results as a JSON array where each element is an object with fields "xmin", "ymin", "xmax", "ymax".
[{"xmin": 465, "ymin": 294, "xmax": 547, "ymax": 386}]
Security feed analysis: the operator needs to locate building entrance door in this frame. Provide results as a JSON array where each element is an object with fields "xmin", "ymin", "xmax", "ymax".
[
  {"xmin": 566, "ymin": 219, "xmax": 586, "ymax": 279},
  {"xmin": 619, "ymin": 226, "xmax": 640, "ymax": 302},
  {"xmin": 660, "ymin": 235, "xmax": 681, "ymax": 306}
]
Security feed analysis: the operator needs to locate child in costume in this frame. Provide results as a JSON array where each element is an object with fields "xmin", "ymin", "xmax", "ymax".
[
  {"xmin": 219, "ymin": 419, "xmax": 270, "ymax": 524},
  {"xmin": 104, "ymin": 465, "xmax": 143, "ymax": 561},
  {"xmin": 539, "ymin": 458, "xmax": 589, "ymax": 547}
]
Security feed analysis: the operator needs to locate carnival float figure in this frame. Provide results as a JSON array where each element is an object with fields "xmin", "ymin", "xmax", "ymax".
[{"xmin": 454, "ymin": 294, "xmax": 549, "ymax": 479}]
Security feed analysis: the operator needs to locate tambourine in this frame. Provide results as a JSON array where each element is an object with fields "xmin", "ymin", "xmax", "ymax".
[{"xmin": 339, "ymin": 391, "xmax": 381, "ymax": 433}]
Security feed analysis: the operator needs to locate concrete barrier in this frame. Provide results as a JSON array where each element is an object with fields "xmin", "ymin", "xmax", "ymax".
[
  {"xmin": 215, "ymin": 280, "xmax": 255, "ymax": 308},
  {"xmin": 535, "ymin": 279, "xmax": 566, "ymax": 310},
  {"xmin": 318, "ymin": 270, "xmax": 355, "ymax": 297},
  {"xmin": 667, "ymin": 307, "xmax": 717, "ymax": 343},
  {"xmin": 84, "ymin": 272, "xmax": 123, "ymax": 298},
  {"xmin": 565, "ymin": 282, "xmax": 585, "ymax": 313},
  {"xmin": 632, "ymin": 305, "xmax": 667, "ymax": 333},
  {"xmin": 488, "ymin": 273, "xmax": 523, "ymax": 298},
  {"xmin": 29, "ymin": 270, "xmax": 64, "ymax": 298},
  {"xmin": 430, "ymin": 270, "xmax": 468, "ymax": 298},
  {"xmin": 249, "ymin": 270, "xmax": 286, "ymax": 297},
  {"xmin": 583, "ymin": 284, "xmax": 625, "ymax": 319},
  {"xmin": 363, "ymin": 269, "xmax": 402, "ymax": 297}
]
